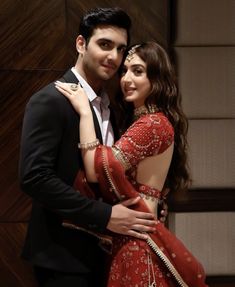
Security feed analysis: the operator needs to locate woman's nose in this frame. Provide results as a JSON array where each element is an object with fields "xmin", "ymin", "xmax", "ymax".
[{"xmin": 122, "ymin": 71, "xmax": 132, "ymax": 82}]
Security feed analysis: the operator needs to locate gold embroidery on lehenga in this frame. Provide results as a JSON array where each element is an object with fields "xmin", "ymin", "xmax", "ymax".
[
  {"xmin": 146, "ymin": 235, "xmax": 189, "ymax": 287},
  {"xmin": 102, "ymin": 142, "xmax": 188, "ymax": 286},
  {"xmin": 112, "ymin": 146, "xmax": 131, "ymax": 170},
  {"xmin": 147, "ymin": 251, "xmax": 157, "ymax": 287},
  {"xmin": 115, "ymin": 112, "xmax": 174, "ymax": 170},
  {"xmin": 101, "ymin": 146, "xmax": 122, "ymax": 201}
]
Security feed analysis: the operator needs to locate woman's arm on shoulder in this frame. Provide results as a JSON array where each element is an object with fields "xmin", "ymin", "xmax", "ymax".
[{"xmin": 55, "ymin": 81, "xmax": 98, "ymax": 182}]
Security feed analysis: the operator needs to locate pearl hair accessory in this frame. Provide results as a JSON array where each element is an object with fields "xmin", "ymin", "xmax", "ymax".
[{"xmin": 126, "ymin": 44, "xmax": 141, "ymax": 62}]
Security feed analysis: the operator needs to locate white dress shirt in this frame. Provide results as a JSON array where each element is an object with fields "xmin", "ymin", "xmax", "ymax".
[{"xmin": 71, "ymin": 67, "xmax": 114, "ymax": 146}]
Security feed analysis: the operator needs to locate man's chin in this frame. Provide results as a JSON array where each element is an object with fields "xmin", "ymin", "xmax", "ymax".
[{"xmin": 101, "ymin": 72, "xmax": 116, "ymax": 81}]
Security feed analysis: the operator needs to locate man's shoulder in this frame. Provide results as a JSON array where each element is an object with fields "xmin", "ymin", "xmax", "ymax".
[
  {"xmin": 26, "ymin": 69, "xmax": 77, "ymax": 111},
  {"xmin": 29, "ymin": 80, "xmax": 65, "ymax": 105}
]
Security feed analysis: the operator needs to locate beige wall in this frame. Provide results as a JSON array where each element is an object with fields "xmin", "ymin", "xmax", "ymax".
[
  {"xmin": 170, "ymin": 0, "xmax": 235, "ymax": 277},
  {"xmin": 169, "ymin": 212, "xmax": 235, "ymax": 275}
]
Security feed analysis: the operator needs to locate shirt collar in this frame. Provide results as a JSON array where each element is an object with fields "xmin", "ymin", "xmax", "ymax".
[{"xmin": 71, "ymin": 67, "xmax": 110, "ymax": 108}]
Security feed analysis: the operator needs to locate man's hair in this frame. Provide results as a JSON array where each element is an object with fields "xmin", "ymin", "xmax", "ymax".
[{"xmin": 79, "ymin": 7, "xmax": 131, "ymax": 45}]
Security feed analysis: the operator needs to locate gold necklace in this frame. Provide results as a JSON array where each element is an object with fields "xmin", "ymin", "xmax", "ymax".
[{"xmin": 133, "ymin": 104, "xmax": 158, "ymax": 120}]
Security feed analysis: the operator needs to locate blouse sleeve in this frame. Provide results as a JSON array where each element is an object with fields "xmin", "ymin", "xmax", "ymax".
[{"xmin": 112, "ymin": 113, "xmax": 174, "ymax": 171}]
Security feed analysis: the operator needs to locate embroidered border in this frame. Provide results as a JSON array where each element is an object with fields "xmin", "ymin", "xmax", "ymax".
[{"xmin": 146, "ymin": 235, "xmax": 189, "ymax": 287}]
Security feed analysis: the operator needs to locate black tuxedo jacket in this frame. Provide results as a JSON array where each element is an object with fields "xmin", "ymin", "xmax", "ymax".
[{"xmin": 19, "ymin": 70, "xmax": 113, "ymax": 274}]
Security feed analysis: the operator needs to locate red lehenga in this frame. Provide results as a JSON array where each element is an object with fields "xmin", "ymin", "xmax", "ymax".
[{"xmin": 67, "ymin": 112, "xmax": 208, "ymax": 287}]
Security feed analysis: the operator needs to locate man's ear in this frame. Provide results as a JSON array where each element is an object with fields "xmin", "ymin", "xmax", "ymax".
[{"xmin": 76, "ymin": 35, "xmax": 86, "ymax": 54}]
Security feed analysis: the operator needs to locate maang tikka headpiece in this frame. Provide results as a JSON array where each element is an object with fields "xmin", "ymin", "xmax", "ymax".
[{"xmin": 126, "ymin": 44, "xmax": 141, "ymax": 62}]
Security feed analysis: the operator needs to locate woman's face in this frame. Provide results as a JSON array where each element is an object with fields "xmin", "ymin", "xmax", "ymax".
[{"xmin": 120, "ymin": 53, "xmax": 151, "ymax": 108}]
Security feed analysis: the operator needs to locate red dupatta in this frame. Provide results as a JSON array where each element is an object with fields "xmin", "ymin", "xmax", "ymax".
[{"xmin": 94, "ymin": 145, "xmax": 208, "ymax": 287}]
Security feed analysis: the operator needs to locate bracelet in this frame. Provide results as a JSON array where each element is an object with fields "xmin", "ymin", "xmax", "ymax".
[{"xmin": 77, "ymin": 139, "xmax": 100, "ymax": 150}]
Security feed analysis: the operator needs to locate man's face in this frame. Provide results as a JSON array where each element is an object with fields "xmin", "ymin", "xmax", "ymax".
[{"xmin": 80, "ymin": 26, "xmax": 127, "ymax": 84}]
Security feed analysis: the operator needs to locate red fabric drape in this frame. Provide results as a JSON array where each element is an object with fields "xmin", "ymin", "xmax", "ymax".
[{"xmin": 94, "ymin": 145, "xmax": 208, "ymax": 287}]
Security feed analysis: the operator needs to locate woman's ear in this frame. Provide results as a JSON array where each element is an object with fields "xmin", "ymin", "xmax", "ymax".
[{"xmin": 76, "ymin": 35, "xmax": 86, "ymax": 54}]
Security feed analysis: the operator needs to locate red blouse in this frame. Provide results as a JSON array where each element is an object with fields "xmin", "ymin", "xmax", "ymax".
[{"xmin": 114, "ymin": 112, "xmax": 174, "ymax": 171}]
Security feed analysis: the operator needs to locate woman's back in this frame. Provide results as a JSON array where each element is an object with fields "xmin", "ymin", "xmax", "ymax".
[
  {"xmin": 114, "ymin": 112, "xmax": 174, "ymax": 214},
  {"xmin": 137, "ymin": 143, "xmax": 174, "ymax": 213}
]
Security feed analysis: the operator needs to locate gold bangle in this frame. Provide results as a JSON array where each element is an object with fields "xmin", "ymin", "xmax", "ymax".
[{"xmin": 77, "ymin": 139, "xmax": 100, "ymax": 150}]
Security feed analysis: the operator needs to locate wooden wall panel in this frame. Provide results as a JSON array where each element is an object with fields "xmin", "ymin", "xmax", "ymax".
[
  {"xmin": 0, "ymin": 0, "xmax": 67, "ymax": 70},
  {"xmin": 0, "ymin": 70, "xmax": 65, "ymax": 222},
  {"xmin": 0, "ymin": 0, "xmax": 169, "ymax": 286},
  {"xmin": 0, "ymin": 223, "xmax": 37, "ymax": 287},
  {"xmin": 66, "ymin": 0, "xmax": 169, "ymax": 47}
]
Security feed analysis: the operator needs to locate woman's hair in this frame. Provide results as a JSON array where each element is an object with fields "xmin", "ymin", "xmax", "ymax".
[
  {"xmin": 114, "ymin": 41, "xmax": 191, "ymax": 193},
  {"xmin": 79, "ymin": 7, "xmax": 131, "ymax": 45}
]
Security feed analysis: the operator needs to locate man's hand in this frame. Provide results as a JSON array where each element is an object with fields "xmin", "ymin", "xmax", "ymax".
[{"xmin": 106, "ymin": 197, "xmax": 156, "ymax": 240}]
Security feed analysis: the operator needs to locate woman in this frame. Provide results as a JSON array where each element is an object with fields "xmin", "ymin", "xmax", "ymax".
[{"xmin": 55, "ymin": 42, "xmax": 207, "ymax": 287}]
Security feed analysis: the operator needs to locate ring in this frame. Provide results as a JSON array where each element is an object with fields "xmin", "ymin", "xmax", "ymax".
[{"xmin": 70, "ymin": 84, "xmax": 78, "ymax": 91}]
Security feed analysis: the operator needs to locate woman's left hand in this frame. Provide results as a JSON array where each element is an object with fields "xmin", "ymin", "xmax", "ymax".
[{"xmin": 55, "ymin": 81, "xmax": 90, "ymax": 116}]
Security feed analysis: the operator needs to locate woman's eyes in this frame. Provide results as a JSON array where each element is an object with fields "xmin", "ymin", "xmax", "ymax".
[
  {"xmin": 120, "ymin": 66, "xmax": 145, "ymax": 76},
  {"xmin": 133, "ymin": 69, "xmax": 143, "ymax": 75}
]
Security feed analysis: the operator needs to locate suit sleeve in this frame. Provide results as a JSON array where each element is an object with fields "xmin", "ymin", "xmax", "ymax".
[{"xmin": 19, "ymin": 86, "xmax": 111, "ymax": 231}]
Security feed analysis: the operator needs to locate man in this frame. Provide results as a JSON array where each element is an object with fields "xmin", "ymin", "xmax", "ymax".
[{"xmin": 19, "ymin": 7, "xmax": 156, "ymax": 287}]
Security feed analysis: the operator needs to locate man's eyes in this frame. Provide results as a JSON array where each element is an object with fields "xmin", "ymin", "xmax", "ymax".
[
  {"xmin": 118, "ymin": 47, "xmax": 126, "ymax": 54},
  {"xmin": 99, "ymin": 42, "xmax": 111, "ymax": 49},
  {"xmin": 98, "ymin": 42, "xmax": 126, "ymax": 53}
]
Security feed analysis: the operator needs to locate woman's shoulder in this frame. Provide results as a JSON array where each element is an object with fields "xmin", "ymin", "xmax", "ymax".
[{"xmin": 133, "ymin": 112, "xmax": 173, "ymax": 132}]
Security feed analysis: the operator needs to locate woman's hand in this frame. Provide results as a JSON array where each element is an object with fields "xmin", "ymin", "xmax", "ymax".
[
  {"xmin": 55, "ymin": 81, "xmax": 97, "ymax": 181},
  {"xmin": 55, "ymin": 81, "xmax": 91, "ymax": 116}
]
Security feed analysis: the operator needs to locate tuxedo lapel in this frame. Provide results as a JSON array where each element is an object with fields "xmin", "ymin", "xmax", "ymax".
[
  {"xmin": 61, "ymin": 70, "xmax": 78, "ymax": 84},
  {"xmin": 90, "ymin": 102, "xmax": 103, "ymax": 144}
]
